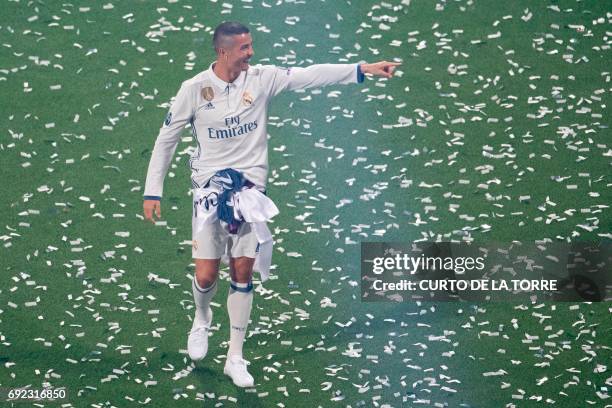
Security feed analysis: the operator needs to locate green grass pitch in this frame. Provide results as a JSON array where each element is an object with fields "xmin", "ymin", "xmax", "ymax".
[{"xmin": 0, "ymin": 0, "xmax": 610, "ymax": 406}]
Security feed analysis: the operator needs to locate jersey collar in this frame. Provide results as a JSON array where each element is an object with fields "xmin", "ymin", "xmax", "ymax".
[{"xmin": 208, "ymin": 62, "xmax": 247, "ymax": 90}]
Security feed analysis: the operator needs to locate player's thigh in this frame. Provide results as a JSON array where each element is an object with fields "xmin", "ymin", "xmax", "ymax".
[
  {"xmin": 192, "ymin": 219, "xmax": 227, "ymax": 259},
  {"xmin": 228, "ymin": 222, "xmax": 259, "ymax": 259},
  {"xmin": 228, "ymin": 223, "xmax": 258, "ymax": 283},
  {"xmin": 192, "ymin": 219, "xmax": 227, "ymax": 286}
]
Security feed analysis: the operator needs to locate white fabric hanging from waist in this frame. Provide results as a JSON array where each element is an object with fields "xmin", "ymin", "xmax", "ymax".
[{"xmin": 193, "ymin": 186, "xmax": 279, "ymax": 282}]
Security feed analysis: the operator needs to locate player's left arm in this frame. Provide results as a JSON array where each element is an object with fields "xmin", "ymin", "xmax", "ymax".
[{"xmin": 263, "ymin": 60, "xmax": 400, "ymax": 98}]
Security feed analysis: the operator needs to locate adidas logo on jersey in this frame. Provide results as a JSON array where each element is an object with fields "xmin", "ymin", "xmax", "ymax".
[{"xmin": 204, "ymin": 102, "xmax": 215, "ymax": 110}]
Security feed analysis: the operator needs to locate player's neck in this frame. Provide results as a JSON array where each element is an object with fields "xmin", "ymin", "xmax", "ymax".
[{"xmin": 213, "ymin": 61, "xmax": 241, "ymax": 84}]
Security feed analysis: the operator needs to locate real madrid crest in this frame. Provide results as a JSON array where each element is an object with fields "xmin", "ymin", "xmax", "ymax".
[
  {"xmin": 242, "ymin": 90, "xmax": 253, "ymax": 106},
  {"xmin": 201, "ymin": 86, "xmax": 214, "ymax": 101}
]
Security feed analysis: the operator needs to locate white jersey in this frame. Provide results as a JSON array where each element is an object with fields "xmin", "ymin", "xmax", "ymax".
[{"xmin": 144, "ymin": 63, "xmax": 363, "ymax": 198}]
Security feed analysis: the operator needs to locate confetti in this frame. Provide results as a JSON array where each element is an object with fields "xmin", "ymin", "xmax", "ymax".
[{"xmin": 1, "ymin": 0, "xmax": 609, "ymax": 407}]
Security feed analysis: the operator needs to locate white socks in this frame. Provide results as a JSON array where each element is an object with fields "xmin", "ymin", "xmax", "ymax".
[
  {"xmin": 227, "ymin": 280, "xmax": 253, "ymax": 357},
  {"xmin": 192, "ymin": 278, "xmax": 218, "ymax": 327},
  {"xmin": 192, "ymin": 277, "xmax": 253, "ymax": 357}
]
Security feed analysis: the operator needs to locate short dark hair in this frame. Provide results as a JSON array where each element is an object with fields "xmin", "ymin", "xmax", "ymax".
[{"xmin": 213, "ymin": 21, "xmax": 250, "ymax": 52}]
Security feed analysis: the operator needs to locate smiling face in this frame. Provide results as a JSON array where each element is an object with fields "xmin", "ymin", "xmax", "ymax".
[{"xmin": 220, "ymin": 33, "xmax": 254, "ymax": 72}]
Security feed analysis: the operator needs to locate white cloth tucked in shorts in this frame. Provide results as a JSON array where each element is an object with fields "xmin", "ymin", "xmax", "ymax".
[{"xmin": 192, "ymin": 185, "xmax": 278, "ymax": 282}]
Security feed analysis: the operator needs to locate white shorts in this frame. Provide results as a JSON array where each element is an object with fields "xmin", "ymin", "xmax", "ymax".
[{"xmin": 192, "ymin": 219, "xmax": 259, "ymax": 260}]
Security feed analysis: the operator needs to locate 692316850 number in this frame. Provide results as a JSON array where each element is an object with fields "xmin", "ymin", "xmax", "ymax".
[{"xmin": 1, "ymin": 387, "xmax": 67, "ymax": 401}]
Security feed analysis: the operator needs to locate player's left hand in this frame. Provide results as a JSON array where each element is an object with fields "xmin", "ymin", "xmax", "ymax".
[{"xmin": 360, "ymin": 61, "xmax": 401, "ymax": 79}]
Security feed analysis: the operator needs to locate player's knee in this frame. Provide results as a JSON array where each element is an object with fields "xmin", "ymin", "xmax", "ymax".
[
  {"xmin": 231, "ymin": 257, "xmax": 255, "ymax": 283},
  {"xmin": 194, "ymin": 259, "xmax": 220, "ymax": 288},
  {"xmin": 195, "ymin": 274, "xmax": 217, "ymax": 289},
  {"xmin": 232, "ymin": 271, "xmax": 252, "ymax": 284}
]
